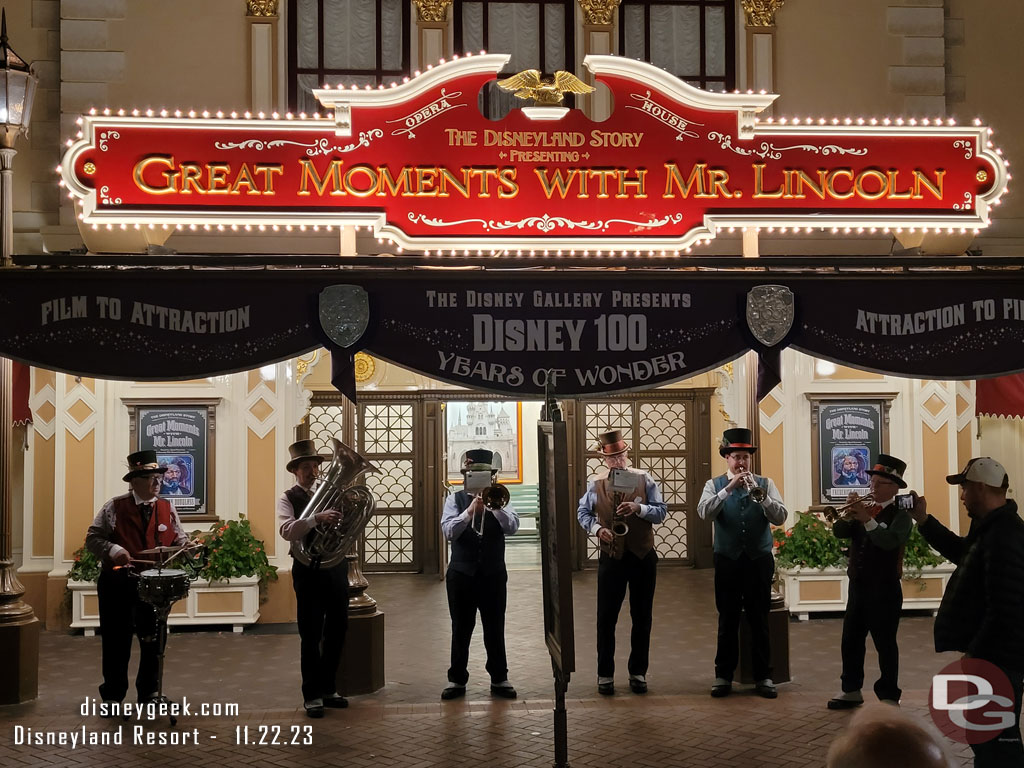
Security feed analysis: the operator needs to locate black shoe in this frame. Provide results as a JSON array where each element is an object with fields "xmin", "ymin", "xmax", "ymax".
[
  {"xmin": 710, "ymin": 683, "xmax": 732, "ymax": 698},
  {"xmin": 629, "ymin": 677, "xmax": 648, "ymax": 694},
  {"xmin": 598, "ymin": 682, "xmax": 615, "ymax": 696},
  {"xmin": 827, "ymin": 697, "xmax": 863, "ymax": 710},
  {"xmin": 323, "ymin": 694, "xmax": 349, "ymax": 709},
  {"xmin": 490, "ymin": 683, "xmax": 517, "ymax": 699},
  {"xmin": 754, "ymin": 679, "xmax": 778, "ymax": 699},
  {"xmin": 304, "ymin": 699, "xmax": 324, "ymax": 718},
  {"xmin": 441, "ymin": 684, "xmax": 466, "ymax": 701}
]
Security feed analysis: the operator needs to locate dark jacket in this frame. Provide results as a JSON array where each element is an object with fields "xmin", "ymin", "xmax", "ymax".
[
  {"xmin": 918, "ymin": 499, "xmax": 1024, "ymax": 670},
  {"xmin": 833, "ymin": 501, "xmax": 912, "ymax": 583}
]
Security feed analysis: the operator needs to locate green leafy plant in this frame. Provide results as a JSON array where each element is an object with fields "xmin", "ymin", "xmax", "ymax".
[
  {"xmin": 199, "ymin": 515, "xmax": 278, "ymax": 589},
  {"xmin": 772, "ymin": 512, "xmax": 847, "ymax": 570},
  {"xmin": 64, "ymin": 515, "xmax": 278, "ymax": 592},
  {"xmin": 902, "ymin": 525, "xmax": 946, "ymax": 580},
  {"xmin": 68, "ymin": 546, "xmax": 101, "ymax": 583}
]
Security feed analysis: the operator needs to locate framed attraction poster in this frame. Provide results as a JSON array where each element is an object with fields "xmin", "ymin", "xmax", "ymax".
[
  {"xmin": 125, "ymin": 398, "xmax": 220, "ymax": 520},
  {"xmin": 808, "ymin": 396, "xmax": 895, "ymax": 507}
]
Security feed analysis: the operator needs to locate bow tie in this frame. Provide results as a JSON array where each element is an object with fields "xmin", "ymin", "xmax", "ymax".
[{"xmin": 139, "ymin": 502, "xmax": 153, "ymax": 523}]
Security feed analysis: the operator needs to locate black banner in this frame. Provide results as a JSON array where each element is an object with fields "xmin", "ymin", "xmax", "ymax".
[{"xmin": 2, "ymin": 271, "xmax": 1023, "ymax": 396}]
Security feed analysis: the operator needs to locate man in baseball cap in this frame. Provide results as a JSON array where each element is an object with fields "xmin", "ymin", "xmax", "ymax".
[{"xmin": 910, "ymin": 457, "xmax": 1024, "ymax": 765}]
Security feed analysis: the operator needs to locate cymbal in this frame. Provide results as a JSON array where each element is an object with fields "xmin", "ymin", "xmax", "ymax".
[{"xmin": 138, "ymin": 545, "xmax": 185, "ymax": 555}]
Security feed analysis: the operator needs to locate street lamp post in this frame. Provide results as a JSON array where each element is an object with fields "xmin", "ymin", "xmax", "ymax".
[{"xmin": 0, "ymin": 7, "xmax": 40, "ymax": 705}]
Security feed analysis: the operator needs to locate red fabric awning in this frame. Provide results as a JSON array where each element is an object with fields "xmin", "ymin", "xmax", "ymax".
[
  {"xmin": 12, "ymin": 361, "xmax": 31, "ymax": 425},
  {"xmin": 977, "ymin": 374, "xmax": 1024, "ymax": 419}
]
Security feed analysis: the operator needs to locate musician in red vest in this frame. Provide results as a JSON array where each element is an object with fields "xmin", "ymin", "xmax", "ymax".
[
  {"xmin": 276, "ymin": 439, "xmax": 350, "ymax": 718},
  {"xmin": 86, "ymin": 449, "xmax": 189, "ymax": 706}
]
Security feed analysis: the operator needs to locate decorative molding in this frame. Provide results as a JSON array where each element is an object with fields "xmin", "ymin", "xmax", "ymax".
[
  {"xmin": 246, "ymin": 0, "xmax": 278, "ymax": 17},
  {"xmin": 354, "ymin": 352, "xmax": 377, "ymax": 383},
  {"xmin": 742, "ymin": 0, "xmax": 785, "ymax": 28},
  {"xmin": 955, "ymin": 380, "xmax": 975, "ymax": 433},
  {"xmin": 578, "ymin": 0, "xmax": 620, "ymax": 26},
  {"xmin": 916, "ymin": 380, "xmax": 954, "ymax": 434},
  {"xmin": 413, "ymin": 0, "xmax": 452, "ymax": 23}
]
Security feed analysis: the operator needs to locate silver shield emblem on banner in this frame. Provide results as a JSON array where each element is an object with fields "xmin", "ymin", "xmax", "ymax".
[
  {"xmin": 745, "ymin": 285, "xmax": 794, "ymax": 347},
  {"xmin": 319, "ymin": 285, "xmax": 369, "ymax": 348}
]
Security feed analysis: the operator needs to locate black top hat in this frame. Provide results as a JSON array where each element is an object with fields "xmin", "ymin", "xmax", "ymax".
[
  {"xmin": 122, "ymin": 450, "xmax": 168, "ymax": 482},
  {"xmin": 719, "ymin": 427, "xmax": 757, "ymax": 457},
  {"xmin": 286, "ymin": 439, "xmax": 324, "ymax": 473},
  {"xmin": 462, "ymin": 449, "xmax": 495, "ymax": 473},
  {"xmin": 596, "ymin": 430, "xmax": 629, "ymax": 456},
  {"xmin": 865, "ymin": 453, "xmax": 908, "ymax": 488}
]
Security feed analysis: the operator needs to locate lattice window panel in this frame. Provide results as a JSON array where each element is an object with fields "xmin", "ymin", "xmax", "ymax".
[
  {"xmin": 638, "ymin": 403, "xmax": 687, "ymax": 451},
  {"xmin": 364, "ymin": 459, "xmax": 414, "ymax": 509},
  {"xmin": 365, "ymin": 514, "xmax": 414, "ymax": 564},
  {"xmin": 582, "ymin": 399, "xmax": 692, "ymax": 563},
  {"xmin": 308, "ymin": 405, "xmax": 344, "ymax": 455},
  {"xmin": 638, "ymin": 456, "xmax": 686, "ymax": 505},
  {"xmin": 583, "ymin": 402, "xmax": 632, "ymax": 454},
  {"xmin": 361, "ymin": 404, "xmax": 413, "ymax": 453}
]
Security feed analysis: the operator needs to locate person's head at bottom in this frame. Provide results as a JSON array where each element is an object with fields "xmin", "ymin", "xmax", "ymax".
[{"xmin": 826, "ymin": 704, "xmax": 955, "ymax": 768}]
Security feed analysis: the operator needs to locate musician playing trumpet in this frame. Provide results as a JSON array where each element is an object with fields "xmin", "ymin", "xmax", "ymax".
[
  {"xmin": 577, "ymin": 430, "xmax": 667, "ymax": 696},
  {"xmin": 698, "ymin": 428, "xmax": 787, "ymax": 699},
  {"xmin": 827, "ymin": 453, "xmax": 913, "ymax": 710},
  {"xmin": 440, "ymin": 449, "xmax": 520, "ymax": 701}
]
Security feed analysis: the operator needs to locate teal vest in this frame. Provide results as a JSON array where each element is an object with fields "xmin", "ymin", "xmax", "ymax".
[{"xmin": 711, "ymin": 474, "xmax": 774, "ymax": 560}]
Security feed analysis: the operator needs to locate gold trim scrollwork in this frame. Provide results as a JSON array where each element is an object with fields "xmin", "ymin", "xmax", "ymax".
[
  {"xmin": 741, "ymin": 0, "xmax": 785, "ymax": 27},
  {"xmin": 246, "ymin": 0, "xmax": 278, "ymax": 17},
  {"xmin": 578, "ymin": 0, "xmax": 620, "ymax": 26},
  {"xmin": 413, "ymin": 0, "xmax": 453, "ymax": 23}
]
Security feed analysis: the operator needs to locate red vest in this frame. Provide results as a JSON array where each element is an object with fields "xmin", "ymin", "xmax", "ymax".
[{"xmin": 110, "ymin": 494, "xmax": 178, "ymax": 559}]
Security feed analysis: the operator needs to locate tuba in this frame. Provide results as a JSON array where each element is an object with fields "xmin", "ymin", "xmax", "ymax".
[{"xmin": 291, "ymin": 438, "xmax": 379, "ymax": 569}]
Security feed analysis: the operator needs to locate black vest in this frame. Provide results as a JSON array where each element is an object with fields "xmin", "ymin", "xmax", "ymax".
[
  {"xmin": 844, "ymin": 503, "xmax": 906, "ymax": 582},
  {"xmin": 447, "ymin": 490, "xmax": 507, "ymax": 577}
]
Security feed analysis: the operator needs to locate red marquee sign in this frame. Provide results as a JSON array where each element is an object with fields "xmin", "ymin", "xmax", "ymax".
[{"xmin": 61, "ymin": 55, "xmax": 1008, "ymax": 252}]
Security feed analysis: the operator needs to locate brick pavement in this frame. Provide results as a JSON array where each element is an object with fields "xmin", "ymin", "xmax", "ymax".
[{"xmin": 0, "ymin": 568, "xmax": 987, "ymax": 766}]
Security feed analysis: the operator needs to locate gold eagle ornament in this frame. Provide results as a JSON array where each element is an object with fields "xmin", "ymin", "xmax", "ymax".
[{"xmin": 495, "ymin": 69, "xmax": 595, "ymax": 106}]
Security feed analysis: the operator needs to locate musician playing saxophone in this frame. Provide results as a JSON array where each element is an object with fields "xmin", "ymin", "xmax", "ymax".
[
  {"xmin": 277, "ymin": 439, "xmax": 349, "ymax": 718},
  {"xmin": 697, "ymin": 428, "xmax": 787, "ymax": 700},
  {"xmin": 440, "ymin": 449, "xmax": 520, "ymax": 700},
  {"xmin": 577, "ymin": 430, "xmax": 667, "ymax": 696}
]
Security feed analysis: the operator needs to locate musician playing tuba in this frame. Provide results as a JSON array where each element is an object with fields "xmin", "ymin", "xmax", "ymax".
[
  {"xmin": 440, "ymin": 449, "xmax": 520, "ymax": 701},
  {"xmin": 277, "ymin": 439, "xmax": 362, "ymax": 718},
  {"xmin": 577, "ymin": 430, "xmax": 667, "ymax": 696}
]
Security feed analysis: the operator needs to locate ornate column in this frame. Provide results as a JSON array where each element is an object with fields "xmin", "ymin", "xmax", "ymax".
[
  {"xmin": 0, "ymin": 354, "xmax": 40, "ymax": 703},
  {"xmin": 246, "ymin": 0, "xmax": 278, "ymax": 115},
  {"xmin": 413, "ymin": 0, "xmax": 453, "ymax": 70},
  {"xmin": 742, "ymin": 0, "xmax": 785, "ymax": 117},
  {"xmin": 578, "ymin": 0, "xmax": 620, "ymax": 121}
]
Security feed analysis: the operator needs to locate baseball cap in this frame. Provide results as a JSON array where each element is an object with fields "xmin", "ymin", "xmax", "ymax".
[{"xmin": 946, "ymin": 457, "xmax": 1009, "ymax": 488}]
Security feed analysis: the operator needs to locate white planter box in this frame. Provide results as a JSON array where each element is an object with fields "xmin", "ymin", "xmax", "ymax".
[
  {"xmin": 780, "ymin": 564, "xmax": 955, "ymax": 621},
  {"xmin": 68, "ymin": 576, "xmax": 260, "ymax": 635}
]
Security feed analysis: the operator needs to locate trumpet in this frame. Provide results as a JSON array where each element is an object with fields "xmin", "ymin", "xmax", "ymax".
[
  {"xmin": 820, "ymin": 493, "xmax": 876, "ymax": 525},
  {"xmin": 471, "ymin": 482, "xmax": 510, "ymax": 535},
  {"xmin": 741, "ymin": 473, "xmax": 767, "ymax": 503}
]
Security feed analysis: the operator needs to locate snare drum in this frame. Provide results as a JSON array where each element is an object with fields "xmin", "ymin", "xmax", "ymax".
[{"xmin": 137, "ymin": 568, "xmax": 190, "ymax": 607}]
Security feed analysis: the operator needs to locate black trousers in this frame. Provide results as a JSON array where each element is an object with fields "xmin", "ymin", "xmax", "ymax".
[
  {"xmin": 291, "ymin": 561, "xmax": 349, "ymax": 701},
  {"xmin": 596, "ymin": 550, "xmax": 657, "ymax": 678},
  {"xmin": 840, "ymin": 578, "xmax": 903, "ymax": 700},
  {"xmin": 713, "ymin": 552, "xmax": 774, "ymax": 682},
  {"xmin": 445, "ymin": 567, "xmax": 509, "ymax": 685},
  {"xmin": 97, "ymin": 569, "xmax": 159, "ymax": 702},
  {"xmin": 971, "ymin": 665, "xmax": 1024, "ymax": 768}
]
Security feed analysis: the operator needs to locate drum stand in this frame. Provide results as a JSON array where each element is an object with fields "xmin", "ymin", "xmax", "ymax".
[{"xmin": 146, "ymin": 597, "xmax": 180, "ymax": 726}]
